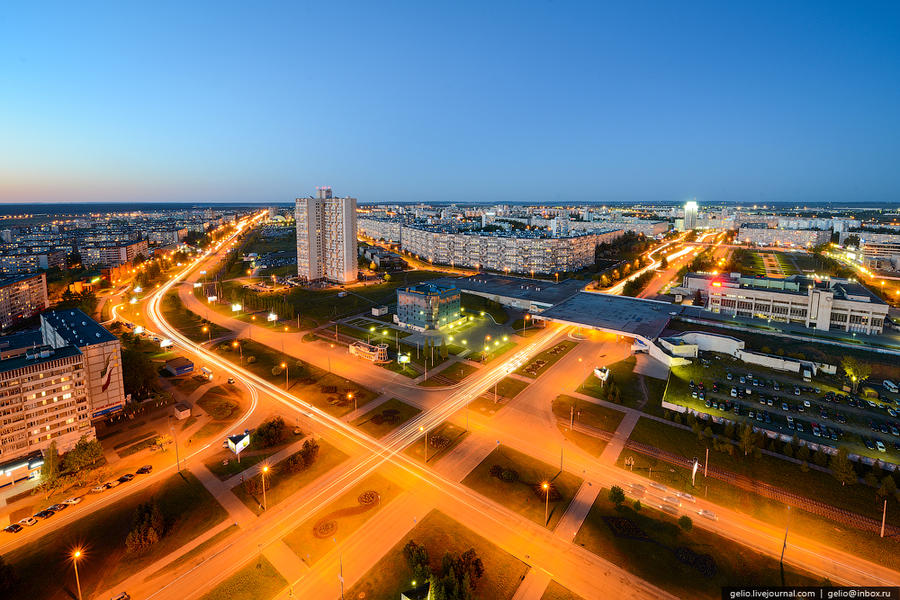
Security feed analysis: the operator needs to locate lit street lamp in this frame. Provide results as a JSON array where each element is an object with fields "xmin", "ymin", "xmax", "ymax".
[
  {"xmin": 281, "ymin": 362, "xmax": 289, "ymax": 389},
  {"xmin": 261, "ymin": 465, "xmax": 269, "ymax": 511},
  {"xmin": 71, "ymin": 548, "xmax": 84, "ymax": 600},
  {"xmin": 348, "ymin": 391, "xmax": 356, "ymax": 412},
  {"xmin": 542, "ymin": 482, "xmax": 550, "ymax": 526},
  {"xmin": 232, "ymin": 340, "xmax": 242, "ymax": 364}
]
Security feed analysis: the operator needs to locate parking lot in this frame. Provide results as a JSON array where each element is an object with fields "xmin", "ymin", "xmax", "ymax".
[{"xmin": 666, "ymin": 353, "xmax": 900, "ymax": 462}]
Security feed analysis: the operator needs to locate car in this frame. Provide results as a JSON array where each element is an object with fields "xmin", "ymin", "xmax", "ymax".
[
  {"xmin": 48, "ymin": 503, "xmax": 68, "ymax": 512},
  {"xmin": 889, "ymin": 408, "xmax": 897, "ymax": 418},
  {"xmin": 111, "ymin": 594, "xmax": 131, "ymax": 600},
  {"xmin": 803, "ymin": 400, "xmax": 811, "ymax": 408},
  {"xmin": 118, "ymin": 473, "xmax": 135, "ymax": 483},
  {"xmin": 748, "ymin": 410, "xmax": 755, "ymax": 419},
  {"xmin": 726, "ymin": 372, "xmax": 733, "ymax": 381},
  {"xmin": 689, "ymin": 379, "xmax": 695, "ymax": 388},
  {"xmin": 691, "ymin": 390, "xmax": 698, "ymax": 398},
  {"xmin": 712, "ymin": 383, "xmax": 719, "ymax": 393},
  {"xmin": 136, "ymin": 465, "xmax": 153, "ymax": 475},
  {"xmin": 105, "ymin": 480, "xmax": 121, "ymax": 489},
  {"xmin": 740, "ymin": 376, "xmax": 746, "ymax": 384},
  {"xmin": 91, "ymin": 484, "xmax": 106, "ymax": 493},
  {"xmin": 892, "ymin": 425, "xmax": 900, "ymax": 437},
  {"xmin": 704, "ymin": 399, "xmax": 711, "ymax": 408},
  {"xmin": 774, "ymin": 381, "xmax": 780, "ymax": 391},
  {"xmin": 794, "ymin": 387, "xmax": 801, "ymax": 396},
  {"xmin": 865, "ymin": 438, "xmax": 876, "ymax": 450},
  {"xmin": 34, "ymin": 510, "xmax": 55, "ymax": 519},
  {"xmin": 699, "ymin": 391, "xmax": 705, "ymax": 400},
  {"xmin": 766, "ymin": 398, "xmax": 773, "ymax": 406},
  {"xmin": 795, "ymin": 422, "xmax": 804, "ymax": 433},
  {"xmin": 730, "ymin": 387, "xmax": 737, "ymax": 398},
  {"xmin": 877, "ymin": 440, "xmax": 887, "ymax": 453},
  {"xmin": 227, "ymin": 377, "xmax": 236, "ymax": 384},
  {"xmin": 3, "ymin": 524, "xmax": 23, "ymax": 533}
]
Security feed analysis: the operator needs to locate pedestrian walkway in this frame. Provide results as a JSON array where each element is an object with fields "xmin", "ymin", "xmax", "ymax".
[
  {"xmin": 341, "ymin": 392, "xmax": 392, "ymax": 422},
  {"xmin": 511, "ymin": 570, "xmax": 552, "ymax": 600},
  {"xmin": 598, "ymin": 410, "xmax": 641, "ymax": 464},
  {"xmin": 222, "ymin": 435, "xmax": 314, "ymax": 489},
  {"xmin": 191, "ymin": 463, "xmax": 257, "ymax": 525},
  {"xmin": 263, "ymin": 540, "xmax": 309, "ymax": 581}
]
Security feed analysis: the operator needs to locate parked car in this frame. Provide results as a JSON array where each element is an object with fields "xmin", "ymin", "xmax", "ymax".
[
  {"xmin": 136, "ymin": 465, "xmax": 153, "ymax": 475},
  {"xmin": 63, "ymin": 496, "xmax": 82, "ymax": 505},
  {"xmin": 3, "ymin": 524, "xmax": 23, "ymax": 534},
  {"xmin": 48, "ymin": 503, "xmax": 68, "ymax": 512},
  {"xmin": 877, "ymin": 440, "xmax": 887, "ymax": 453},
  {"xmin": 227, "ymin": 377, "xmax": 235, "ymax": 384},
  {"xmin": 33, "ymin": 510, "xmax": 55, "ymax": 519},
  {"xmin": 118, "ymin": 473, "xmax": 135, "ymax": 483},
  {"xmin": 105, "ymin": 480, "xmax": 121, "ymax": 489},
  {"xmin": 91, "ymin": 484, "xmax": 106, "ymax": 493}
]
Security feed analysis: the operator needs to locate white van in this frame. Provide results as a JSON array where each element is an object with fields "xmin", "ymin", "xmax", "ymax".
[{"xmin": 885, "ymin": 380, "xmax": 898, "ymax": 394}]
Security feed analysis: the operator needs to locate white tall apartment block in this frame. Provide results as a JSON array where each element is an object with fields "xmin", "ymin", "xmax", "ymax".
[
  {"xmin": 295, "ymin": 187, "xmax": 358, "ymax": 284},
  {"xmin": 683, "ymin": 200, "xmax": 699, "ymax": 231}
]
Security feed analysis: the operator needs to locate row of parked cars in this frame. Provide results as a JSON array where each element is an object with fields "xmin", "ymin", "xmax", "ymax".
[{"xmin": 3, "ymin": 465, "xmax": 152, "ymax": 534}]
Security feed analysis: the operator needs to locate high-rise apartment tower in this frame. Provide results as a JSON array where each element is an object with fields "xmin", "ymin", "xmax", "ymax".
[{"xmin": 295, "ymin": 187, "xmax": 358, "ymax": 283}]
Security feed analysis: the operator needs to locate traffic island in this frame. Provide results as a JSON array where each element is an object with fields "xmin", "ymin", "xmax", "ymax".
[
  {"xmin": 403, "ymin": 421, "xmax": 469, "ymax": 463},
  {"xmin": 283, "ymin": 473, "xmax": 403, "ymax": 565},
  {"xmin": 516, "ymin": 340, "xmax": 578, "ymax": 378},
  {"xmin": 231, "ymin": 439, "xmax": 348, "ymax": 515},
  {"xmin": 573, "ymin": 489, "xmax": 823, "ymax": 599},
  {"xmin": 419, "ymin": 362, "xmax": 479, "ymax": 387},
  {"xmin": 352, "ymin": 398, "xmax": 421, "ymax": 439},
  {"xmin": 461, "ymin": 445, "xmax": 583, "ymax": 529},
  {"xmin": 541, "ymin": 581, "xmax": 584, "ymax": 600},
  {"xmin": 198, "ymin": 555, "xmax": 286, "ymax": 600},
  {"xmin": 468, "ymin": 376, "xmax": 529, "ymax": 416},
  {"xmin": 345, "ymin": 510, "xmax": 527, "ymax": 600}
]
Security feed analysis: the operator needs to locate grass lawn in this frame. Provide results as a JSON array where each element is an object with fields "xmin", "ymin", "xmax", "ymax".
[
  {"xmin": 574, "ymin": 490, "xmax": 823, "ymax": 599},
  {"xmin": 554, "ymin": 395, "xmax": 625, "ymax": 432},
  {"xmin": 218, "ymin": 339, "xmax": 377, "ymax": 417},
  {"xmin": 203, "ymin": 434, "xmax": 297, "ymax": 480},
  {"xmin": 462, "ymin": 445, "xmax": 583, "ymax": 529},
  {"xmin": 353, "ymin": 398, "xmax": 422, "ymax": 439},
  {"xmin": 118, "ymin": 436, "xmax": 159, "ymax": 457},
  {"xmin": 199, "ymin": 555, "xmax": 286, "ymax": 600},
  {"xmin": 517, "ymin": 340, "xmax": 578, "ymax": 378},
  {"xmin": 147, "ymin": 524, "xmax": 239, "ymax": 581},
  {"xmin": 161, "ymin": 290, "xmax": 232, "ymax": 343},
  {"xmin": 346, "ymin": 510, "xmax": 527, "ymax": 600},
  {"xmin": 283, "ymin": 474, "xmax": 403, "ymax": 565},
  {"xmin": 193, "ymin": 421, "xmax": 228, "ymax": 440},
  {"xmin": 232, "ymin": 439, "xmax": 348, "ymax": 515},
  {"xmin": 622, "ymin": 417, "xmax": 900, "ymax": 570},
  {"xmin": 461, "ymin": 292, "xmax": 509, "ymax": 324},
  {"xmin": 579, "ymin": 356, "xmax": 667, "ymax": 412},
  {"xmin": 481, "ymin": 340, "xmax": 518, "ymax": 363},
  {"xmin": 405, "ymin": 421, "xmax": 469, "ymax": 463},
  {"xmin": 542, "ymin": 581, "xmax": 583, "ymax": 600},
  {"xmin": 5, "ymin": 472, "xmax": 228, "ymax": 600},
  {"xmin": 196, "ymin": 386, "xmax": 240, "ymax": 420},
  {"xmin": 420, "ymin": 361, "xmax": 479, "ymax": 387},
  {"xmin": 469, "ymin": 377, "xmax": 529, "ymax": 416}
]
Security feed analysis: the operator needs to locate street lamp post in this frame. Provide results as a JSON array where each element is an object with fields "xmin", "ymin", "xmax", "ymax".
[
  {"xmin": 420, "ymin": 425, "xmax": 428, "ymax": 461},
  {"xmin": 71, "ymin": 549, "xmax": 83, "ymax": 600},
  {"xmin": 170, "ymin": 417, "xmax": 181, "ymax": 473},
  {"xmin": 281, "ymin": 362, "xmax": 289, "ymax": 389},
  {"xmin": 261, "ymin": 465, "xmax": 269, "ymax": 511},
  {"xmin": 233, "ymin": 340, "xmax": 242, "ymax": 364},
  {"xmin": 328, "ymin": 343, "xmax": 334, "ymax": 373},
  {"xmin": 333, "ymin": 537, "xmax": 345, "ymax": 600},
  {"xmin": 348, "ymin": 392, "xmax": 356, "ymax": 412},
  {"xmin": 542, "ymin": 482, "xmax": 550, "ymax": 526}
]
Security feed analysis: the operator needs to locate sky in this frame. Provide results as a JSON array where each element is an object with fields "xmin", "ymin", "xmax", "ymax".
[{"xmin": 1, "ymin": 1, "xmax": 899, "ymax": 205}]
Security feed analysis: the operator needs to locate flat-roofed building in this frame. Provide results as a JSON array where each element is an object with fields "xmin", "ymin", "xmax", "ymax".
[
  {"xmin": 0, "ymin": 345, "xmax": 93, "ymax": 465},
  {"xmin": 81, "ymin": 240, "xmax": 149, "ymax": 267},
  {"xmin": 682, "ymin": 273, "xmax": 889, "ymax": 335},
  {"xmin": 737, "ymin": 225, "xmax": 830, "ymax": 248},
  {"xmin": 396, "ymin": 283, "xmax": 462, "ymax": 331},
  {"xmin": 0, "ymin": 273, "xmax": 49, "ymax": 330}
]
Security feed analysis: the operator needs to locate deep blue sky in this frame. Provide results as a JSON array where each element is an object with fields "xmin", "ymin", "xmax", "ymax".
[{"xmin": 1, "ymin": 1, "xmax": 899, "ymax": 204}]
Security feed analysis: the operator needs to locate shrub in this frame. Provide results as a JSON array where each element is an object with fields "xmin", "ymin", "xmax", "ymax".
[
  {"xmin": 499, "ymin": 468, "xmax": 519, "ymax": 483},
  {"xmin": 678, "ymin": 515, "xmax": 693, "ymax": 532},
  {"xmin": 246, "ymin": 356, "xmax": 256, "ymax": 364},
  {"xmin": 255, "ymin": 416, "xmax": 287, "ymax": 448},
  {"xmin": 608, "ymin": 485, "xmax": 625, "ymax": 507},
  {"xmin": 125, "ymin": 500, "xmax": 166, "ymax": 554}
]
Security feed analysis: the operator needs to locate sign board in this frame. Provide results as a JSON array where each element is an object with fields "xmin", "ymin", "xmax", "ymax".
[
  {"xmin": 227, "ymin": 433, "xmax": 251, "ymax": 456},
  {"xmin": 231, "ymin": 303, "xmax": 242, "ymax": 312},
  {"xmin": 398, "ymin": 354, "xmax": 410, "ymax": 364},
  {"xmin": 267, "ymin": 312, "xmax": 278, "ymax": 322},
  {"xmin": 159, "ymin": 338, "xmax": 174, "ymax": 348},
  {"xmin": 134, "ymin": 286, "xmax": 143, "ymax": 293},
  {"xmin": 207, "ymin": 295, "xmax": 218, "ymax": 302},
  {"xmin": 133, "ymin": 325, "xmax": 144, "ymax": 334},
  {"xmin": 594, "ymin": 367, "xmax": 610, "ymax": 382},
  {"xmin": 193, "ymin": 282, "xmax": 202, "ymax": 288}
]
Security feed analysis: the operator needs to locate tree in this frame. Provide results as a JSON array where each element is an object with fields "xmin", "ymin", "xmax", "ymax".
[
  {"xmin": 841, "ymin": 356, "xmax": 871, "ymax": 393},
  {"xmin": 403, "ymin": 540, "xmax": 431, "ymax": 583},
  {"xmin": 122, "ymin": 344, "xmax": 160, "ymax": 399},
  {"xmin": 678, "ymin": 515, "xmax": 693, "ymax": 531},
  {"xmin": 440, "ymin": 337, "xmax": 449, "ymax": 360},
  {"xmin": 830, "ymin": 447, "xmax": 857, "ymax": 486},
  {"xmin": 0, "ymin": 556, "xmax": 16, "ymax": 596},
  {"xmin": 660, "ymin": 255, "xmax": 668, "ymax": 269},
  {"xmin": 299, "ymin": 438, "xmax": 320, "ymax": 467},
  {"xmin": 41, "ymin": 441, "xmax": 60, "ymax": 487},
  {"xmin": 845, "ymin": 234, "xmax": 860, "ymax": 248},
  {"xmin": 608, "ymin": 485, "xmax": 625, "ymax": 507},
  {"xmin": 125, "ymin": 500, "xmax": 165, "ymax": 554},
  {"xmin": 633, "ymin": 500, "xmax": 642, "ymax": 512},
  {"xmin": 383, "ymin": 273, "xmax": 391, "ymax": 282},
  {"xmin": 737, "ymin": 424, "xmax": 757, "ymax": 456},
  {"xmin": 796, "ymin": 443, "xmax": 810, "ymax": 462},
  {"xmin": 878, "ymin": 474, "xmax": 898, "ymax": 499},
  {"xmin": 255, "ymin": 416, "xmax": 287, "ymax": 448},
  {"xmin": 60, "ymin": 436, "xmax": 103, "ymax": 473}
]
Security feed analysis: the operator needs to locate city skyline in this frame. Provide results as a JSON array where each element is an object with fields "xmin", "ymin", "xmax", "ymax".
[{"xmin": 2, "ymin": 2, "xmax": 899, "ymax": 205}]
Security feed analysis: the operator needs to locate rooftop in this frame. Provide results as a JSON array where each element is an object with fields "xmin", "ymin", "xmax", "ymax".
[
  {"xmin": 537, "ymin": 292, "xmax": 681, "ymax": 340},
  {"xmin": 686, "ymin": 272, "xmax": 886, "ymax": 305},
  {"xmin": 399, "ymin": 283, "xmax": 460, "ymax": 296},
  {"xmin": 0, "ymin": 272, "xmax": 44, "ymax": 287},
  {"xmin": 0, "ymin": 344, "xmax": 82, "ymax": 375},
  {"xmin": 42, "ymin": 308, "xmax": 118, "ymax": 346},
  {"xmin": 429, "ymin": 273, "xmax": 585, "ymax": 307}
]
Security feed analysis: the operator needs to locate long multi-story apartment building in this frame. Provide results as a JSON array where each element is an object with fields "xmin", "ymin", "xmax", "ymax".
[
  {"xmin": 358, "ymin": 217, "xmax": 403, "ymax": 243},
  {"xmin": 0, "ymin": 250, "xmax": 66, "ymax": 275},
  {"xmin": 295, "ymin": 187, "xmax": 357, "ymax": 284},
  {"xmin": 80, "ymin": 239, "xmax": 149, "ymax": 267},
  {"xmin": 737, "ymin": 225, "xmax": 830, "ymax": 248},
  {"xmin": 682, "ymin": 272, "xmax": 889, "ymax": 335},
  {"xmin": 0, "ymin": 273, "xmax": 49, "ymax": 330},
  {"xmin": 399, "ymin": 226, "xmax": 622, "ymax": 274}
]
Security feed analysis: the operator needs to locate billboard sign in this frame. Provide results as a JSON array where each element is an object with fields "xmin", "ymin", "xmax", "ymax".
[{"xmin": 227, "ymin": 433, "xmax": 251, "ymax": 456}]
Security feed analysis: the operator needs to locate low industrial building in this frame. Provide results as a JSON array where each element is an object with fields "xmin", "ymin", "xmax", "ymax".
[
  {"xmin": 396, "ymin": 283, "xmax": 462, "ymax": 331},
  {"xmin": 429, "ymin": 273, "xmax": 585, "ymax": 312},
  {"xmin": 681, "ymin": 272, "xmax": 889, "ymax": 335},
  {"xmin": 165, "ymin": 356, "xmax": 195, "ymax": 376}
]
